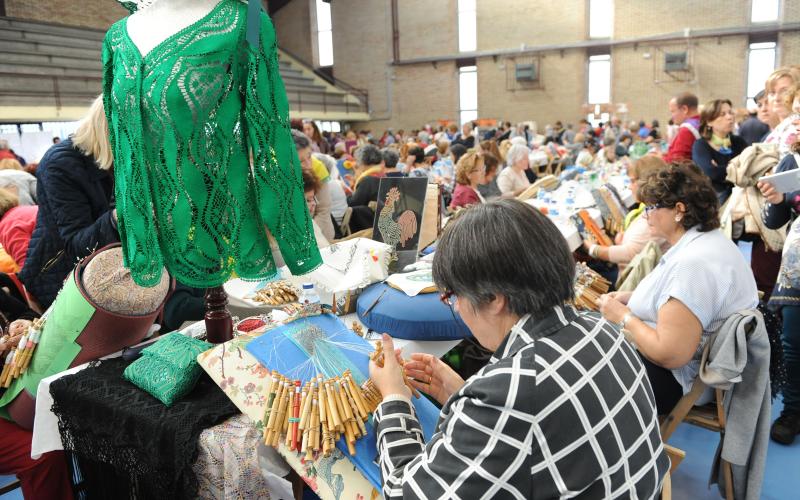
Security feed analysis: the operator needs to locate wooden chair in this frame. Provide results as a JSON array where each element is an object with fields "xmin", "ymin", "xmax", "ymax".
[
  {"xmin": 659, "ymin": 377, "xmax": 734, "ymax": 500},
  {"xmin": 660, "ymin": 470, "xmax": 672, "ymax": 500},
  {"xmin": 339, "ymin": 207, "xmax": 354, "ymax": 237}
]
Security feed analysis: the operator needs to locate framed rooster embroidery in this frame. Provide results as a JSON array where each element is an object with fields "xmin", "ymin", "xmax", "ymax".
[{"xmin": 371, "ymin": 177, "xmax": 428, "ymax": 272}]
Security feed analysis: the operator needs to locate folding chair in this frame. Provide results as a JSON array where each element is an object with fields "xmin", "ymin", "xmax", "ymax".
[{"xmin": 659, "ymin": 377, "xmax": 734, "ymax": 500}]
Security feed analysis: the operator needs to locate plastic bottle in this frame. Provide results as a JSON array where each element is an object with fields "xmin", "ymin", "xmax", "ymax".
[{"xmin": 301, "ymin": 283, "xmax": 320, "ymax": 305}]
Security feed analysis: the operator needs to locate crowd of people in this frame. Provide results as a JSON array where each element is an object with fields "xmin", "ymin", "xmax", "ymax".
[
  {"xmin": 0, "ymin": 49, "xmax": 798, "ymax": 497},
  {"xmin": 294, "ymin": 64, "xmax": 800, "ymax": 497}
]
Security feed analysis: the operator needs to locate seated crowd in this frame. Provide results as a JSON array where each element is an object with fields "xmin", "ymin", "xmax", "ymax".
[{"xmin": 0, "ymin": 62, "xmax": 798, "ymax": 499}]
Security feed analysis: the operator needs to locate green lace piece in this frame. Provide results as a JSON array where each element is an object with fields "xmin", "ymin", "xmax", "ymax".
[
  {"xmin": 102, "ymin": 0, "xmax": 321, "ymax": 287},
  {"xmin": 123, "ymin": 333, "xmax": 212, "ymax": 406}
]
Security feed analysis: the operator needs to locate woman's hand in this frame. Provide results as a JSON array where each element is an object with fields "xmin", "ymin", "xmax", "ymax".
[
  {"xmin": 598, "ymin": 294, "xmax": 631, "ymax": 324},
  {"xmin": 757, "ymin": 181, "xmax": 784, "ymax": 205},
  {"xmin": 604, "ymin": 290, "xmax": 633, "ymax": 305},
  {"xmin": 404, "ymin": 353, "xmax": 465, "ymax": 406},
  {"xmin": 8, "ymin": 319, "xmax": 31, "ymax": 338},
  {"xmin": 369, "ymin": 334, "xmax": 411, "ymax": 400}
]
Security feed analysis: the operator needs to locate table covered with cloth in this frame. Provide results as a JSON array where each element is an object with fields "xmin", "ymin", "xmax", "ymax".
[
  {"xmin": 48, "ymin": 357, "xmax": 239, "ymax": 499},
  {"xmin": 198, "ymin": 323, "xmax": 383, "ymax": 499}
]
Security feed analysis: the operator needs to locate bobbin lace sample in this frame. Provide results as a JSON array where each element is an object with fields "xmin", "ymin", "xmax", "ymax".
[{"xmin": 102, "ymin": 0, "xmax": 321, "ymax": 287}]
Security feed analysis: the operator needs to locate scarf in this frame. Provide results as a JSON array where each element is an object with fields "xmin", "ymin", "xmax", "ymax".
[
  {"xmin": 354, "ymin": 166, "xmax": 384, "ymax": 188},
  {"xmin": 624, "ymin": 203, "xmax": 645, "ymax": 231},
  {"xmin": 711, "ymin": 134, "xmax": 732, "ymax": 155}
]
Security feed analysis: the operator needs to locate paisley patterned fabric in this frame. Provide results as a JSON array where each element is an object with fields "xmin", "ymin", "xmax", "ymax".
[
  {"xmin": 194, "ymin": 414, "xmax": 293, "ymax": 499},
  {"xmin": 123, "ymin": 332, "xmax": 212, "ymax": 406},
  {"xmin": 102, "ymin": 0, "xmax": 321, "ymax": 288}
]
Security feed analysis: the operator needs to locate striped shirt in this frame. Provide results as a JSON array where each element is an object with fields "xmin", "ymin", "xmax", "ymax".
[
  {"xmin": 628, "ymin": 227, "xmax": 759, "ymax": 393},
  {"xmin": 374, "ymin": 305, "xmax": 669, "ymax": 499}
]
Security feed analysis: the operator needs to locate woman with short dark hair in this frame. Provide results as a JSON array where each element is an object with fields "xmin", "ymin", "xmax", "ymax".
[
  {"xmin": 691, "ymin": 99, "xmax": 746, "ymax": 204},
  {"xmin": 369, "ymin": 199, "xmax": 668, "ymax": 499},
  {"xmin": 600, "ymin": 163, "xmax": 758, "ymax": 413}
]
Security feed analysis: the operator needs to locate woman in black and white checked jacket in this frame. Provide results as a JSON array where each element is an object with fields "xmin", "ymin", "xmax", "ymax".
[{"xmin": 369, "ymin": 200, "xmax": 669, "ymax": 499}]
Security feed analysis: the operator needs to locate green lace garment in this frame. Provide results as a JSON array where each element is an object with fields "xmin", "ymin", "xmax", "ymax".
[{"xmin": 102, "ymin": 0, "xmax": 321, "ymax": 287}]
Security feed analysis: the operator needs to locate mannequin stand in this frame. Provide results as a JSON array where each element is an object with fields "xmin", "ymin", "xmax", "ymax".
[{"xmin": 204, "ymin": 286, "xmax": 233, "ymax": 344}]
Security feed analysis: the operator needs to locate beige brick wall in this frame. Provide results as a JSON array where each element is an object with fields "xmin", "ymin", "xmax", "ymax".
[
  {"xmin": 614, "ymin": 0, "xmax": 748, "ymax": 38},
  {"xmin": 397, "ymin": 0, "xmax": 457, "ymax": 59},
  {"xmin": 779, "ymin": 32, "xmax": 800, "ymax": 68},
  {"xmin": 272, "ymin": 0, "xmax": 314, "ymax": 65},
  {"xmin": 477, "ymin": 52, "xmax": 586, "ymax": 129},
  {"xmin": 271, "ymin": 0, "xmax": 798, "ymax": 131},
  {"xmin": 477, "ymin": 0, "xmax": 586, "ymax": 50},
  {"xmin": 5, "ymin": 0, "xmax": 127, "ymax": 30},
  {"xmin": 613, "ymin": 37, "xmax": 749, "ymax": 124}
]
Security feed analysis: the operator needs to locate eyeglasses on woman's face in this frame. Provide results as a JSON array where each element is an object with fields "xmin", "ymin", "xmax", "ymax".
[{"xmin": 644, "ymin": 202, "xmax": 668, "ymax": 216}]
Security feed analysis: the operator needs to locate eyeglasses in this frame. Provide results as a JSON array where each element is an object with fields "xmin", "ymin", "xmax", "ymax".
[
  {"xmin": 644, "ymin": 202, "xmax": 668, "ymax": 216},
  {"xmin": 440, "ymin": 290, "xmax": 456, "ymax": 307}
]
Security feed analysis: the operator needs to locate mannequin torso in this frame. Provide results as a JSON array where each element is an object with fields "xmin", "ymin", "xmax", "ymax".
[{"xmin": 126, "ymin": 0, "xmax": 221, "ymax": 57}]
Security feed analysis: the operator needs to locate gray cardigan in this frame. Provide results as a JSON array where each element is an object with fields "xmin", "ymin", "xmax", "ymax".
[{"xmin": 699, "ymin": 309, "xmax": 771, "ymax": 500}]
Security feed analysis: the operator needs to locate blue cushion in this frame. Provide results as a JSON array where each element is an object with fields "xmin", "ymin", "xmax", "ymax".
[{"xmin": 356, "ymin": 283, "xmax": 471, "ymax": 340}]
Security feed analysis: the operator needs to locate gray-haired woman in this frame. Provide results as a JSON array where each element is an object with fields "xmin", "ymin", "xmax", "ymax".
[
  {"xmin": 496, "ymin": 144, "xmax": 535, "ymax": 196},
  {"xmin": 369, "ymin": 199, "xmax": 668, "ymax": 499}
]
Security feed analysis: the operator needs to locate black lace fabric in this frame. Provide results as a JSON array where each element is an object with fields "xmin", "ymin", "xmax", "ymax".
[{"xmin": 49, "ymin": 358, "xmax": 238, "ymax": 499}]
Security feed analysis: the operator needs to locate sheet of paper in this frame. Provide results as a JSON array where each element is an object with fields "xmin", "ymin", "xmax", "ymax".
[{"xmin": 759, "ymin": 168, "xmax": 800, "ymax": 194}]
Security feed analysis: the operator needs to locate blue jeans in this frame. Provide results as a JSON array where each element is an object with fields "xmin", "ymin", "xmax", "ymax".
[{"xmin": 783, "ymin": 305, "xmax": 800, "ymax": 413}]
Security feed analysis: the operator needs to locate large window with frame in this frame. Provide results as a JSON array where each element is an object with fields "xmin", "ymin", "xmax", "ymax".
[
  {"xmin": 457, "ymin": 0, "xmax": 477, "ymax": 52},
  {"xmin": 315, "ymin": 0, "xmax": 333, "ymax": 67},
  {"xmin": 751, "ymin": 0, "xmax": 780, "ymax": 23},
  {"xmin": 746, "ymin": 41, "xmax": 777, "ymax": 105},
  {"xmin": 459, "ymin": 65, "xmax": 478, "ymax": 125},
  {"xmin": 588, "ymin": 0, "xmax": 613, "ymax": 39},
  {"xmin": 587, "ymin": 54, "xmax": 611, "ymax": 104}
]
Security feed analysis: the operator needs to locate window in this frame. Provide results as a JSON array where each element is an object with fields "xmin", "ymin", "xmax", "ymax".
[
  {"xmin": 459, "ymin": 65, "xmax": 478, "ymax": 125},
  {"xmin": 746, "ymin": 42, "xmax": 777, "ymax": 104},
  {"xmin": 588, "ymin": 0, "xmax": 613, "ymax": 39},
  {"xmin": 317, "ymin": 120, "xmax": 341, "ymax": 133},
  {"xmin": 751, "ymin": 0, "xmax": 780, "ymax": 23},
  {"xmin": 315, "ymin": 0, "xmax": 333, "ymax": 67},
  {"xmin": 587, "ymin": 54, "xmax": 611, "ymax": 104},
  {"xmin": 458, "ymin": 0, "xmax": 477, "ymax": 52}
]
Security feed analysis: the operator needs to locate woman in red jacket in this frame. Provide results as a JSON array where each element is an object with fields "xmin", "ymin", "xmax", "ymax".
[
  {"xmin": 0, "ymin": 188, "xmax": 37, "ymax": 271},
  {"xmin": 449, "ymin": 152, "xmax": 486, "ymax": 210}
]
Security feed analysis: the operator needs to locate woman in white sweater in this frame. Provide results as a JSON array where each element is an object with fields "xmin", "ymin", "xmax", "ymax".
[{"xmin": 496, "ymin": 144, "xmax": 533, "ymax": 196}]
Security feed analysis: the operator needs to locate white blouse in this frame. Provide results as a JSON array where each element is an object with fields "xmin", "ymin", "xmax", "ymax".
[{"xmin": 627, "ymin": 227, "xmax": 758, "ymax": 393}]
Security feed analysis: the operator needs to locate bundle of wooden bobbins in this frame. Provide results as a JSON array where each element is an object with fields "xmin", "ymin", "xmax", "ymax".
[
  {"xmin": 262, "ymin": 369, "xmax": 379, "ymax": 458},
  {"xmin": 573, "ymin": 262, "xmax": 611, "ymax": 311},
  {"xmin": 0, "ymin": 318, "xmax": 45, "ymax": 388},
  {"xmin": 261, "ymin": 343, "xmax": 424, "ymax": 459}
]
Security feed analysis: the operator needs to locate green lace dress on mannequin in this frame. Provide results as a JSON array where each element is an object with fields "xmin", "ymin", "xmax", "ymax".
[{"xmin": 102, "ymin": 0, "xmax": 321, "ymax": 288}]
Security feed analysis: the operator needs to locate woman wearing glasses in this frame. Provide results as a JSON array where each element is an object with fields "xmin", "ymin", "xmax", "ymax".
[
  {"xmin": 368, "ymin": 199, "xmax": 668, "ymax": 499},
  {"xmin": 448, "ymin": 152, "xmax": 486, "ymax": 210},
  {"xmin": 583, "ymin": 155, "xmax": 669, "ymax": 272},
  {"xmin": 598, "ymin": 163, "xmax": 758, "ymax": 414}
]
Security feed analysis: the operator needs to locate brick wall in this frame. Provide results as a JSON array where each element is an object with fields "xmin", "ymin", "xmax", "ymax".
[
  {"xmin": 5, "ymin": 0, "xmax": 126, "ymax": 30},
  {"xmin": 269, "ymin": 0, "xmax": 799, "ymax": 130},
  {"xmin": 272, "ymin": 0, "xmax": 314, "ymax": 65}
]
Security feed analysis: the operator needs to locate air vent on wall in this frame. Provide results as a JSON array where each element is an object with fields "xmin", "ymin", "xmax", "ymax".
[
  {"xmin": 515, "ymin": 63, "xmax": 538, "ymax": 82},
  {"xmin": 664, "ymin": 51, "xmax": 689, "ymax": 71}
]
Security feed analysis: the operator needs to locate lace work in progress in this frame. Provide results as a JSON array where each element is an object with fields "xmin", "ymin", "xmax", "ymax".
[{"xmin": 102, "ymin": 0, "xmax": 321, "ymax": 287}]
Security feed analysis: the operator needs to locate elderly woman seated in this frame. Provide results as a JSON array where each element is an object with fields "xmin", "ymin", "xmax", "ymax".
[
  {"xmin": 496, "ymin": 144, "xmax": 535, "ymax": 196},
  {"xmin": 448, "ymin": 152, "xmax": 485, "ymax": 210},
  {"xmin": 584, "ymin": 156, "xmax": 670, "ymax": 271},
  {"xmin": 599, "ymin": 163, "xmax": 759, "ymax": 414},
  {"xmin": 369, "ymin": 199, "xmax": 669, "ymax": 499}
]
